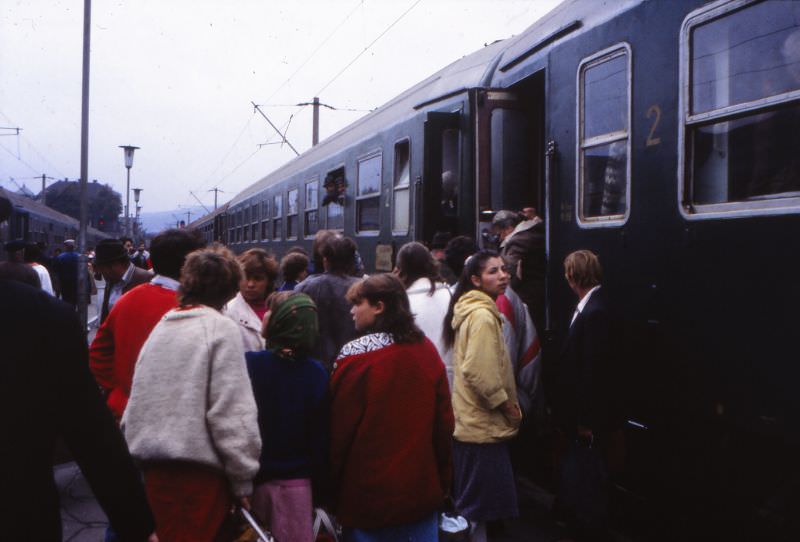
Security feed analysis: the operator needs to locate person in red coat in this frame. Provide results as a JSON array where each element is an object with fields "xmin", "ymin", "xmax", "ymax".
[
  {"xmin": 90, "ymin": 229, "xmax": 205, "ymax": 420},
  {"xmin": 330, "ymin": 273, "xmax": 455, "ymax": 541}
]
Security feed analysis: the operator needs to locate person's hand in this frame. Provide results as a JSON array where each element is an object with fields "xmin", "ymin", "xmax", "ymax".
[
  {"xmin": 500, "ymin": 400, "xmax": 521, "ymax": 420},
  {"xmin": 239, "ymin": 496, "xmax": 251, "ymax": 511},
  {"xmin": 147, "ymin": 533, "xmax": 159, "ymax": 542}
]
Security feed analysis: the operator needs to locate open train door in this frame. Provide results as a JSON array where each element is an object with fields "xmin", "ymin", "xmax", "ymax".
[
  {"xmin": 474, "ymin": 80, "xmax": 545, "ymax": 243},
  {"xmin": 419, "ymin": 111, "xmax": 462, "ymax": 244}
]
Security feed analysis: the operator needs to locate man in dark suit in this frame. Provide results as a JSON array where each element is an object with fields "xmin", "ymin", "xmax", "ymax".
[
  {"xmin": 555, "ymin": 249, "xmax": 617, "ymax": 441},
  {"xmin": 0, "ymin": 194, "xmax": 157, "ymax": 541},
  {"xmin": 553, "ymin": 249, "xmax": 621, "ymax": 540},
  {"xmin": 94, "ymin": 239, "xmax": 152, "ymax": 323}
]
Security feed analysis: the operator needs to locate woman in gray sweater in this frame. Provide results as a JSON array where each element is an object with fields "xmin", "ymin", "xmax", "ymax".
[{"xmin": 123, "ymin": 245, "xmax": 261, "ymax": 542}]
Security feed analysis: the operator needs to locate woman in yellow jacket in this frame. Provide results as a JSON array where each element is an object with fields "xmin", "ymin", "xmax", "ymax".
[{"xmin": 443, "ymin": 250, "xmax": 522, "ymax": 542}]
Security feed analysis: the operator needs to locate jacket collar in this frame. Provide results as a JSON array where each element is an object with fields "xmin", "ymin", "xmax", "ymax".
[{"xmin": 500, "ymin": 216, "xmax": 542, "ymax": 249}]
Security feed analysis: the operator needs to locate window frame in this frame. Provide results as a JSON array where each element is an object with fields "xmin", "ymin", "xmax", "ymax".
[
  {"xmin": 251, "ymin": 202, "xmax": 259, "ymax": 242},
  {"xmin": 261, "ymin": 200, "xmax": 270, "ymax": 242},
  {"xmin": 392, "ymin": 137, "xmax": 412, "ymax": 236},
  {"xmin": 304, "ymin": 177, "xmax": 320, "ymax": 239},
  {"xmin": 355, "ymin": 149, "xmax": 383, "ymax": 236},
  {"xmin": 678, "ymin": 0, "xmax": 800, "ymax": 220},
  {"xmin": 575, "ymin": 42, "xmax": 632, "ymax": 229},
  {"xmin": 286, "ymin": 187, "xmax": 299, "ymax": 240},
  {"xmin": 272, "ymin": 193, "xmax": 283, "ymax": 241}
]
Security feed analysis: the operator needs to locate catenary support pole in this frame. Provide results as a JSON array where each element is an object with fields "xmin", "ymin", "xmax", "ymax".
[{"xmin": 77, "ymin": 0, "xmax": 92, "ymax": 331}]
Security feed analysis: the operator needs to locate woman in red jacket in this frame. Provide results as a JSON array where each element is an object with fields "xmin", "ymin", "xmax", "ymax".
[{"xmin": 330, "ymin": 273, "xmax": 455, "ymax": 542}]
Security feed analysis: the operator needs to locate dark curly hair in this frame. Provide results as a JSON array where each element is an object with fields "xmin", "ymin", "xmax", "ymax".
[
  {"xmin": 346, "ymin": 273, "xmax": 424, "ymax": 344},
  {"xmin": 149, "ymin": 228, "xmax": 205, "ymax": 280},
  {"xmin": 178, "ymin": 244, "xmax": 242, "ymax": 310}
]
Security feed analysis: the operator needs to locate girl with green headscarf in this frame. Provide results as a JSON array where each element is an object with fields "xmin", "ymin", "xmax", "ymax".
[{"xmin": 245, "ymin": 292, "xmax": 329, "ymax": 542}]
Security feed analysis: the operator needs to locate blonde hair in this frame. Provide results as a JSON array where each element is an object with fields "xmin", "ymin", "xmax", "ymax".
[{"xmin": 563, "ymin": 249, "xmax": 602, "ymax": 289}]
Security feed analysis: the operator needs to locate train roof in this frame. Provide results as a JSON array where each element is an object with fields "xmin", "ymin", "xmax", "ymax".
[
  {"xmin": 490, "ymin": 0, "xmax": 642, "ymax": 85},
  {"xmin": 187, "ymin": 201, "xmax": 229, "ymax": 229},
  {"xmin": 0, "ymin": 186, "xmax": 110, "ymax": 240},
  {"xmin": 229, "ymin": 37, "xmax": 510, "ymax": 207},
  {"xmin": 226, "ymin": 0, "xmax": 643, "ymax": 210}
]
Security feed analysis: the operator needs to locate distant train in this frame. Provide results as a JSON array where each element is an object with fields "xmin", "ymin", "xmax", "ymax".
[
  {"xmin": 190, "ymin": 0, "xmax": 800, "ymax": 537},
  {"xmin": 0, "ymin": 187, "xmax": 109, "ymax": 259}
]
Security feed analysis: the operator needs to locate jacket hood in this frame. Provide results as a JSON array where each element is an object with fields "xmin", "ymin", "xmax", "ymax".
[
  {"xmin": 500, "ymin": 216, "xmax": 542, "ymax": 248},
  {"xmin": 452, "ymin": 289, "xmax": 501, "ymax": 331}
]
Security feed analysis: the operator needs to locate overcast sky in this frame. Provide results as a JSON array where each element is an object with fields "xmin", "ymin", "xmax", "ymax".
[{"xmin": 0, "ymin": 0, "xmax": 560, "ymax": 214}]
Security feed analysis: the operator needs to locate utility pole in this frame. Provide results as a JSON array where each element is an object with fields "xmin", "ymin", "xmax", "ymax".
[
  {"xmin": 77, "ymin": 0, "xmax": 92, "ymax": 332},
  {"xmin": 40, "ymin": 174, "xmax": 54, "ymax": 205},
  {"xmin": 185, "ymin": 209, "xmax": 193, "ymax": 225},
  {"xmin": 297, "ymin": 97, "xmax": 334, "ymax": 146},
  {"xmin": 208, "ymin": 187, "xmax": 224, "ymax": 210},
  {"xmin": 312, "ymin": 96, "xmax": 320, "ymax": 146}
]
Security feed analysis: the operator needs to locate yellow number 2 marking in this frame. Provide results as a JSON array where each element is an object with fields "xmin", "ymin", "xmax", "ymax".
[{"xmin": 646, "ymin": 105, "xmax": 662, "ymax": 146}]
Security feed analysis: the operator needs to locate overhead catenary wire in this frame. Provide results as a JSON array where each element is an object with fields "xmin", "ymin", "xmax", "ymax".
[
  {"xmin": 261, "ymin": 0, "xmax": 365, "ymax": 105},
  {"xmin": 315, "ymin": 0, "xmax": 424, "ymax": 97},
  {"xmin": 0, "ymin": 109, "xmax": 67, "ymax": 178}
]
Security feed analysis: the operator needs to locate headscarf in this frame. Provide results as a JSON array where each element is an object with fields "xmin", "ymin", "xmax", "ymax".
[{"xmin": 265, "ymin": 293, "xmax": 319, "ymax": 360}]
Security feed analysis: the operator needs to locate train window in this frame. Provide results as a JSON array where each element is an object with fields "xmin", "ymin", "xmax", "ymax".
[
  {"xmin": 357, "ymin": 153, "xmax": 381, "ymax": 233},
  {"xmin": 393, "ymin": 140, "xmax": 411, "ymax": 233},
  {"xmin": 261, "ymin": 200, "xmax": 270, "ymax": 241},
  {"xmin": 287, "ymin": 188, "xmax": 299, "ymax": 239},
  {"xmin": 680, "ymin": 0, "xmax": 800, "ymax": 218},
  {"xmin": 441, "ymin": 129, "xmax": 460, "ymax": 222},
  {"xmin": 251, "ymin": 203, "xmax": 259, "ymax": 242},
  {"xmin": 577, "ymin": 44, "xmax": 631, "ymax": 226},
  {"xmin": 273, "ymin": 194, "xmax": 283, "ymax": 240},
  {"xmin": 305, "ymin": 180, "xmax": 319, "ymax": 237}
]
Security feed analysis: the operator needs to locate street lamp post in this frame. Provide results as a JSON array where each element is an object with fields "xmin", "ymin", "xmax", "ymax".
[
  {"xmin": 119, "ymin": 145, "xmax": 139, "ymax": 237},
  {"xmin": 133, "ymin": 188, "xmax": 143, "ymax": 241}
]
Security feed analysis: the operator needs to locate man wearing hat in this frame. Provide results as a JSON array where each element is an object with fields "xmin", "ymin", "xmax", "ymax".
[
  {"xmin": 95, "ymin": 239, "xmax": 152, "ymax": 323},
  {"xmin": 0, "ymin": 194, "xmax": 158, "ymax": 541}
]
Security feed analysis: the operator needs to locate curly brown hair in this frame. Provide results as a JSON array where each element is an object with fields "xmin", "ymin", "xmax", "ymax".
[{"xmin": 178, "ymin": 244, "xmax": 242, "ymax": 310}]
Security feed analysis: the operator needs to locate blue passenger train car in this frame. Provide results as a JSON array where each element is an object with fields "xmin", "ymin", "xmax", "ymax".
[{"xmin": 190, "ymin": 1, "xmax": 800, "ymax": 537}]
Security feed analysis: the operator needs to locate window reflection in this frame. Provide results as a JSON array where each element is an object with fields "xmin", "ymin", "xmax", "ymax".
[
  {"xmin": 692, "ymin": 105, "xmax": 800, "ymax": 204},
  {"xmin": 583, "ymin": 141, "xmax": 627, "ymax": 218},
  {"xmin": 692, "ymin": 2, "xmax": 800, "ymax": 114}
]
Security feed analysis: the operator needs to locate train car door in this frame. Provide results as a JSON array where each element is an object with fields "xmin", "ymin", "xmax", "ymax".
[
  {"xmin": 474, "ymin": 74, "xmax": 546, "ymax": 250},
  {"xmin": 420, "ymin": 111, "xmax": 462, "ymax": 243},
  {"xmin": 12, "ymin": 210, "xmax": 29, "ymax": 241}
]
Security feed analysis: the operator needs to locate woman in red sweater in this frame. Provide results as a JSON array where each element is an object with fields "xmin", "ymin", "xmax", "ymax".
[{"xmin": 330, "ymin": 273, "xmax": 455, "ymax": 541}]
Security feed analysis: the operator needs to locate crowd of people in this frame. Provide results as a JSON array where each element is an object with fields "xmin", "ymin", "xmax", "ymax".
[{"xmin": 1, "ymin": 194, "xmax": 619, "ymax": 542}]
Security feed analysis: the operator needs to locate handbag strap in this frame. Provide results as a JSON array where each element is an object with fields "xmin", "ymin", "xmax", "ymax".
[
  {"xmin": 313, "ymin": 507, "xmax": 340, "ymax": 542},
  {"xmin": 241, "ymin": 508, "xmax": 276, "ymax": 542}
]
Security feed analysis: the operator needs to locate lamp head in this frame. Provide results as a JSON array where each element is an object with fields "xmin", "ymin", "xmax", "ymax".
[{"xmin": 119, "ymin": 145, "xmax": 140, "ymax": 169}]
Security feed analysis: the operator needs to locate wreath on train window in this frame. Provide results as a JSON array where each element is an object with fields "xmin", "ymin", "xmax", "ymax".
[{"xmin": 322, "ymin": 172, "xmax": 346, "ymax": 206}]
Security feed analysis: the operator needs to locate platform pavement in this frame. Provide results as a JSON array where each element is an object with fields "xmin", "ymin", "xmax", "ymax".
[{"xmin": 56, "ymin": 461, "xmax": 568, "ymax": 542}]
